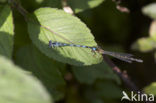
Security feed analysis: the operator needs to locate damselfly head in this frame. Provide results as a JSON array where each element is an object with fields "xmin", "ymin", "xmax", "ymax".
[{"xmin": 96, "ymin": 47, "xmax": 105, "ymax": 54}]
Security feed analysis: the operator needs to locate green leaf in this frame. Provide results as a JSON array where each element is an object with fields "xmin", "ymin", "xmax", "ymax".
[
  {"xmin": 41, "ymin": 0, "xmax": 62, "ymax": 8},
  {"xmin": 95, "ymin": 81, "xmax": 122, "ymax": 99},
  {"xmin": 13, "ymin": 16, "xmax": 31, "ymax": 48},
  {"xmin": 0, "ymin": 5, "xmax": 14, "ymax": 58},
  {"xmin": 132, "ymin": 20, "xmax": 156, "ymax": 53},
  {"xmin": 67, "ymin": 0, "xmax": 105, "ymax": 13},
  {"xmin": 15, "ymin": 45, "xmax": 66, "ymax": 101},
  {"xmin": 142, "ymin": 3, "xmax": 156, "ymax": 19},
  {"xmin": 37, "ymin": 0, "xmax": 105, "ymax": 13},
  {"xmin": 0, "ymin": 56, "xmax": 52, "ymax": 103},
  {"xmin": 35, "ymin": 0, "xmax": 43, "ymax": 4},
  {"xmin": 84, "ymin": 81, "xmax": 122, "ymax": 102},
  {"xmin": 132, "ymin": 37, "xmax": 156, "ymax": 52},
  {"xmin": 72, "ymin": 61, "xmax": 120, "ymax": 84},
  {"xmin": 27, "ymin": 8, "xmax": 103, "ymax": 66},
  {"xmin": 144, "ymin": 82, "xmax": 156, "ymax": 95}
]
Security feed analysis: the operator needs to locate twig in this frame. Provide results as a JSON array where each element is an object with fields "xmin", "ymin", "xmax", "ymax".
[
  {"xmin": 103, "ymin": 55, "xmax": 153, "ymax": 103},
  {"xmin": 112, "ymin": 0, "xmax": 130, "ymax": 13},
  {"xmin": 8, "ymin": 0, "xmax": 28, "ymax": 18},
  {"xmin": 103, "ymin": 55, "xmax": 138, "ymax": 91}
]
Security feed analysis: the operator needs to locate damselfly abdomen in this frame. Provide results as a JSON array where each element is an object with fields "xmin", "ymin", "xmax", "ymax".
[{"xmin": 49, "ymin": 40, "xmax": 143, "ymax": 63}]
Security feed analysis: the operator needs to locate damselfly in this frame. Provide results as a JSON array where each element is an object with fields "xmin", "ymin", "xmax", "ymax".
[{"xmin": 49, "ymin": 40, "xmax": 143, "ymax": 63}]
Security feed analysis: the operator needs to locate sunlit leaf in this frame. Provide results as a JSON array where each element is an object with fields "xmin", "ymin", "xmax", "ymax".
[
  {"xmin": 67, "ymin": 0, "xmax": 105, "ymax": 13},
  {"xmin": 15, "ymin": 45, "xmax": 66, "ymax": 101},
  {"xmin": 132, "ymin": 37, "xmax": 156, "ymax": 52},
  {"xmin": 0, "ymin": 5, "xmax": 14, "ymax": 58},
  {"xmin": 27, "ymin": 8, "xmax": 103, "ymax": 66},
  {"xmin": 0, "ymin": 56, "xmax": 52, "ymax": 103},
  {"xmin": 37, "ymin": 0, "xmax": 105, "ymax": 13},
  {"xmin": 142, "ymin": 3, "xmax": 156, "ymax": 19},
  {"xmin": 144, "ymin": 82, "xmax": 156, "ymax": 95}
]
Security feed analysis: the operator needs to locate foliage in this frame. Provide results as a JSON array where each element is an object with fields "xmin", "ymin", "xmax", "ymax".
[
  {"xmin": 15, "ymin": 45, "xmax": 66, "ymax": 101},
  {"xmin": 132, "ymin": 3, "xmax": 156, "ymax": 58},
  {"xmin": 0, "ymin": 55, "xmax": 52, "ymax": 103},
  {"xmin": 132, "ymin": 2, "xmax": 156, "ymax": 96},
  {"xmin": 0, "ymin": 5, "xmax": 14, "ymax": 58},
  {"xmin": 0, "ymin": 0, "xmax": 156, "ymax": 103},
  {"xmin": 27, "ymin": 7, "xmax": 102, "ymax": 66},
  {"xmin": 144, "ymin": 82, "xmax": 156, "ymax": 95}
]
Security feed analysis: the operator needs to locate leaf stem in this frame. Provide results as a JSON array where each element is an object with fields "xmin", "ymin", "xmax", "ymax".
[{"xmin": 8, "ymin": 0, "xmax": 28, "ymax": 18}]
